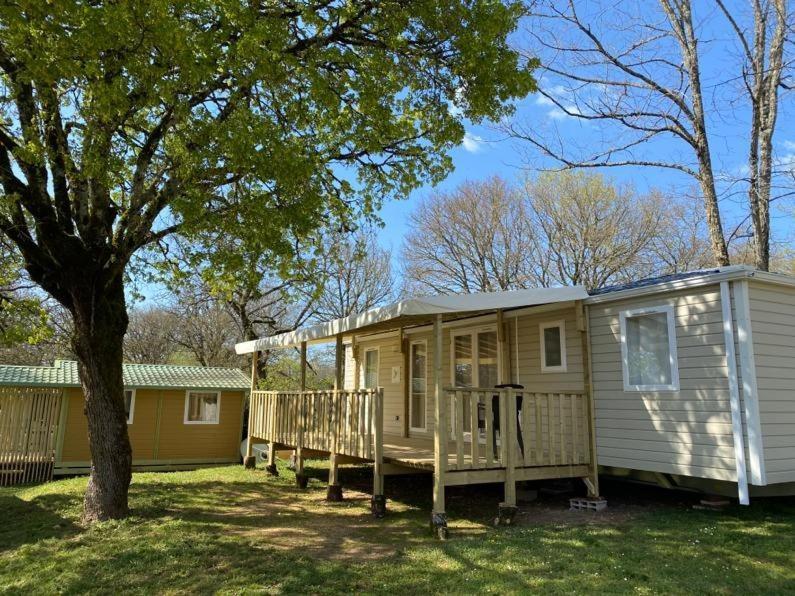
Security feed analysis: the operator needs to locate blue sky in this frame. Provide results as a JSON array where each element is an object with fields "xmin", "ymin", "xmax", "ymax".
[{"xmin": 374, "ymin": 2, "xmax": 795, "ymax": 267}]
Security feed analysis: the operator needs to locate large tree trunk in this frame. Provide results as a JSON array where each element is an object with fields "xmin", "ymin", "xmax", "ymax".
[{"xmin": 69, "ymin": 273, "xmax": 132, "ymax": 522}]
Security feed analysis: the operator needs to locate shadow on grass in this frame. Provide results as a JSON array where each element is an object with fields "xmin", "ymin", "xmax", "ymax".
[
  {"xmin": 0, "ymin": 494, "xmax": 81, "ymax": 552},
  {"xmin": 3, "ymin": 465, "xmax": 795, "ymax": 594}
]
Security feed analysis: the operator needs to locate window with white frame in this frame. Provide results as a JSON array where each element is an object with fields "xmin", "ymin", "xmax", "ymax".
[
  {"xmin": 409, "ymin": 340, "xmax": 427, "ymax": 431},
  {"xmin": 124, "ymin": 389, "xmax": 135, "ymax": 424},
  {"xmin": 540, "ymin": 320, "xmax": 567, "ymax": 373},
  {"xmin": 184, "ymin": 390, "xmax": 221, "ymax": 424},
  {"xmin": 620, "ymin": 305, "xmax": 679, "ymax": 391},
  {"xmin": 363, "ymin": 348, "xmax": 379, "ymax": 389}
]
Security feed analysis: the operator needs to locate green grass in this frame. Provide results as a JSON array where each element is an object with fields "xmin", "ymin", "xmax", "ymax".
[{"xmin": 1, "ymin": 462, "xmax": 794, "ymax": 595}]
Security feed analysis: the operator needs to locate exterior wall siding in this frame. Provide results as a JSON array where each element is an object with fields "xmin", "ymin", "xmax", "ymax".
[
  {"xmin": 349, "ymin": 304, "xmax": 584, "ymax": 441},
  {"xmin": 58, "ymin": 387, "xmax": 245, "ymax": 466},
  {"xmin": 587, "ymin": 285, "xmax": 740, "ymax": 482},
  {"xmin": 748, "ymin": 280, "xmax": 795, "ymax": 484}
]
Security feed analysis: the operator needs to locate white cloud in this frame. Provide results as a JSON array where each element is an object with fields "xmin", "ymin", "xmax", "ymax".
[
  {"xmin": 461, "ymin": 132, "xmax": 485, "ymax": 153},
  {"xmin": 782, "ymin": 140, "xmax": 795, "ymax": 152},
  {"xmin": 535, "ymin": 94, "xmax": 555, "ymax": 107}
]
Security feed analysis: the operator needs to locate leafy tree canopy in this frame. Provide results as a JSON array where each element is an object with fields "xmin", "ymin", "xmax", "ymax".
[{"xmin": 0, "ymin": 0, "xmax": 535, "ymax": 295}]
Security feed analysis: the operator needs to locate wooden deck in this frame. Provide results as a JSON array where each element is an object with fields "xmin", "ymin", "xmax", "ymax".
[
  {"xmin": 381, "ymin": 434, "xmax": 590, "ymax": 486},
  {"xmin": 248, "ymin": 385, "xmax": 596, "ymax": 526}
]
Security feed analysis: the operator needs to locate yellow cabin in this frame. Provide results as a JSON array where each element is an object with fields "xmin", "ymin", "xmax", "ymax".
[{"xmin": 0, "ymin": 360, "xmax": 249, "ymax": 484}]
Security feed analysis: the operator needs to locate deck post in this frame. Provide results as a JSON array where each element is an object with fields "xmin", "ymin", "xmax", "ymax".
[
  {"xmin": 327, "ymin": 333, "xmax": 344, "ymax": 501},
  {"xmin": 295, "ymin": 341, "xmax": 308, "ymax": 488},
  {"xmin": 371, "ymin": 388, "xmax": 386, "ymax": 518},
  {"xmin": 431, "ymin": 314, "xmax": 448, "ymax": 538},
  {"xmin": 578, "ymin": 301, "xmax": 601, "ymax": 500},
  {"xmin": 497, "ymin": 388, "xmax": 519, "ymax": 525},
  {"xmin": 244, "ymin": 351, "xmax": 259, "ymax": 469}
]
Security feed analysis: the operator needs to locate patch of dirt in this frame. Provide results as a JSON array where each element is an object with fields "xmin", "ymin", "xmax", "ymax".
[{"xmin": 209, "ymin": 468, "xmax": 703, "ymax": 561}]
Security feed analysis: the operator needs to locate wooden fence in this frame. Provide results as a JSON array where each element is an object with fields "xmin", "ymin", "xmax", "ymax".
[
  {"xmin": 443, "ymin": 388, "xmax": 590, "ymax": 472},
  {"xmin": 249, "ymin": 389, "xmax": 383, "ymax": 461},
  {"xmin": 0, "ymin": 387, "xmax": 63, "ymax": 487}
]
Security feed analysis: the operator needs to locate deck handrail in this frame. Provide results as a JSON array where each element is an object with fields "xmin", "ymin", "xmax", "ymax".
[
  {"xmin": 442, "ymin": 388, "xmax": 590, "ymax": 472},
  {"xmin": 249, "ymin": 388, "xmax": 383, "ymax": 461}
]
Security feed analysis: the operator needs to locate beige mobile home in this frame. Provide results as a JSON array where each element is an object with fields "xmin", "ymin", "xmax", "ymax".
[{"xmin": 236, "ymin": 265, "xmax": 795, "ymax": 531}]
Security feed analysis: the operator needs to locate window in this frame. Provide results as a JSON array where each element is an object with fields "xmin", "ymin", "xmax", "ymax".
[
  {"xmin": 451, "ymin": 327, "xmax": 500, "ymax": 433},
  {"xmin": 124, "ymin": 389, "xmax": 135, "ymax": 424},
  {"xmin": 363, "ymin": 348, "xmax": 379, "ymax": 389},
  {"xmin": 540, "ymin": 320, "xmax": 567, "ymax": 373},
  {"xmin": 619, "ymin": 305, "xmax": 679, "ymax": 391},
  {"xmin": 451, "ymin": 327, "xmax": 499, "ymax": 388},
  {"xmin": 184, "ymin": 391, "xmax": 221, "ymax": 424},
  {"xmin": 409, "ymin": 341, "xmax": 427, "ymax": 431}
]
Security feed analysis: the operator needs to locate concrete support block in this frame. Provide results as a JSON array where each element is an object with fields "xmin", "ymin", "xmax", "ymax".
[
  {"xmin": 371, "ymin": 495, "xmax": 387, "ymax": 518},
  {"xmin": 430, "ymin": 511, "xmax": 448, "ymax": 540},
  {"xmin": 495, "ymin": 502, "xmax": 519, "ymax": 526},
  {"xmin": 326, "ymin": 483, "xmax": 343, "ymax": 501}
]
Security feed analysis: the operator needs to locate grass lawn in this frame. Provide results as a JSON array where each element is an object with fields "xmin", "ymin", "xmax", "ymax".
[{"xmin": 1, "ymin": 462, "xmax": 794, "ymax": 595}]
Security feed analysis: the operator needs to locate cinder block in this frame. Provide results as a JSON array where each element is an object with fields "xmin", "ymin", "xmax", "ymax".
[{"xmin": 569, "ymin": 497, "xmax": 608, "ymax": 512}]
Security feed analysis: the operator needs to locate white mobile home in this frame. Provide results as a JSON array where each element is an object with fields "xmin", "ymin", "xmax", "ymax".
[{"xmin": 235, "ymin": 266, "xmax": 795, "ymax": 530}]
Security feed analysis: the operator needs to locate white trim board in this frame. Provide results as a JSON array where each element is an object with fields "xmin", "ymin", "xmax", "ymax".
[
  {"xmin": 732, "ymin": 280, "xmax": 767, "ymax": 486},
  {"xmin": 720, "ymin": 281, "xmax": 749, "ymax": 504}
]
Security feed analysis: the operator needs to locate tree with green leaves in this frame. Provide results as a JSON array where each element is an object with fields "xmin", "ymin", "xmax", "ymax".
[{"xmin": 0, "ymin": 1, "xmax": 534, "ymax": 521}]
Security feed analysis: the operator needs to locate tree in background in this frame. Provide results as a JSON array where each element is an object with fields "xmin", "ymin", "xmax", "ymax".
[
  {"xmin": 123, "ymin": 307, "xmax": 178, "ymax": 365},
  {"xmin": 0, "ymin": 242, "xmax": 50, "ymax": 349},
  {"xmin": 402, "ymin": 177, "xmax": 537, "ymax": 294},
  {"xmin": 524, "ymin": 172, "xmax": 661, "ymax": 289},
  {"xmin": 402, "ymin": 173, "xmax": 714, "ymax": 293},
  {"xmin": 509, "ymin": 0, "xmax": 792, "ymax": 270},
  {"xmin": 313, "ymin": 231, "xmax": 396, "ymax": 320},
  {"xmin": 0, "ymin": 1, "xmax": 535, "ymax": 520}
]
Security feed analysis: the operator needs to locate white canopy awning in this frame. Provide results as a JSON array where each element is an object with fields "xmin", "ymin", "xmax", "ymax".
[{"xmin": 235, "ymin": 285, "xmax": 588, "ymax": 353}]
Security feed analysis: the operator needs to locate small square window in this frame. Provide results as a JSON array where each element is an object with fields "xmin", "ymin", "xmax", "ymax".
[
  {"xmin": 620, "ymin": 305, "xmax": 679, "ymax": 391},
  {"xmin": 184, "ymin": 391, "xmax": 220, "ymax": 424},
  {"xmin": 540, "ymin": 320, "xmax": 567, "ymax": 373},
  {"xmin": 124, "ymin": 389, "xmax": 135, "ymax": 424}
]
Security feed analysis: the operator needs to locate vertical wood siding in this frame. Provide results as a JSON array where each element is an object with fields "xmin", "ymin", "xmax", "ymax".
[{"xmin": 59, "ymin": 388, "xmax": 244, "ymax": 466}]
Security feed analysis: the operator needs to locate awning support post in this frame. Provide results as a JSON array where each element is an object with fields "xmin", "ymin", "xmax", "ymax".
[
  {"xmin": 244, "ymin": 350, "xmax": 259, "ymax": 469},
  {"xmin": 295, "ymin": 341, "xmax": 308, "ymax": 488},
  {"xmin": 327, "ymin": 333, "xmax": 344, "ymax": 501},
  {"xmin": 431, "ymin": 314, "xmax": 448, "ymax": 538}
]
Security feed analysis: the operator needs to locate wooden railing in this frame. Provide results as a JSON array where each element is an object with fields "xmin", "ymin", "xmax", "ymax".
[
  {"xmin": 0, "ymin": 387, "xmax": 63, "ymax": 487},
  {"xmin": 249, "ymin": 389, "xmax": 383, "ymax": 461},
  {"xmin": 443, "ymin": 388, "xmax": 590, "ymax": 472}
]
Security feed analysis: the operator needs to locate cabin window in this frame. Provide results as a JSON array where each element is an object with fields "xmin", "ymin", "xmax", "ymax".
[
  {"xmin": 620, "ymin": 305, "xmax": 680, "ymax": 392},
  {"xmin": 124, "ymin": 389, "xmax": 135, "ymax": 424},
  {"xmin": 184, "ymin": 391, "xmax": 221, "ymax": 424},
  {"xmin": 451, "ymin": 327, "xmax": 499, "ymax": 433},
  {"xmin": 409, "ymin": 341, "xmax": 427, "ymax": 431},
  {"xmin": 363, "ymin": 348, "xmax": 379, "ymax": 389},
  {"xmin": 540, "ymin": 320, "xmax": 567, "ymax": 373},
  {"xmin": 451, "ymin": 327, "xmax": 499, "ymax": 388}
]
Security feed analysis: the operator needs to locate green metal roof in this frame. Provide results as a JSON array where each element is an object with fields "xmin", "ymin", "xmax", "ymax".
[{"xmin": 0, "ymin": 360, "xmax": 250, "ymax": 391}]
